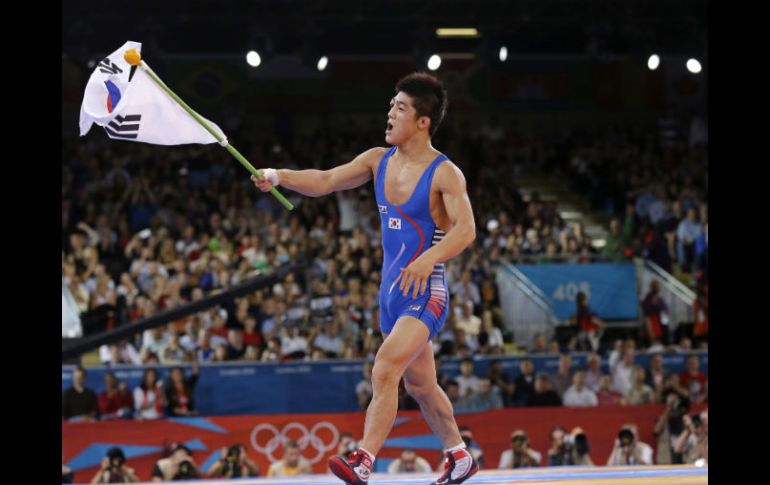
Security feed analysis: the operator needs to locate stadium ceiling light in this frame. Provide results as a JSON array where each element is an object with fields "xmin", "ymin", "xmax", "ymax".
[
  {"xmin": 436, "ymin": 28, "xmax": 480, "ymax": 38},
  {"xmin": 499, "ymin": 46, "xmax": 508, "ymax": 62},
  {"xmin": 427, "ymin": 54, "xmax": 442, "ymax": 71},
  {"xmin": 246, "ymin": 50, "xmax": 261, "ymax": 67},
  {"xmin": 647, "ymin": 54, "xmax": 660, "ymax": 70},
  {"xmin": 317, "ymin": 56, "xmax": 329, "ymax": 71},
  {"xmin": 686, "ymin": 58, "xmax": 702, "ymax": 74}
]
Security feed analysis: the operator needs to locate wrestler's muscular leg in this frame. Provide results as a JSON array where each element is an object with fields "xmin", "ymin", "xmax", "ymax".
[{"xmin": 358, "ymin": 316, "xmax": 430, "ymax": 454}]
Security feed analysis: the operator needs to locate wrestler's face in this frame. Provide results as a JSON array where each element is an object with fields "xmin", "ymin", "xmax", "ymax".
[{"xmin": 385, "ymin": 92, "xmax": 429, "ymax": 145}]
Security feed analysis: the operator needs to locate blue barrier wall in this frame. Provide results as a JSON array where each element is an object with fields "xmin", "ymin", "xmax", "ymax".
[
  {"xmin": 62, "ymin": 352, "xmax": 707, "ymax": 415},
  {"xmin": 516, "ymin": 263, "xmax": 640, "ymax": 320}
]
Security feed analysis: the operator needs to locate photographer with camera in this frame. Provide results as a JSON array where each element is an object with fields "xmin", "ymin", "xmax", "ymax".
[
  {"xmin": 151, "ymin": 444, "xmax": 201, "ymax": 481},
  {"xmin": 607, "ymin": 423, "xmax": 653, "ymax": 465},
  {"xmin": 673, "ymin": 409, "xmax": 708, "ymax": 465},
  {"xmin": 654, "ymin": 393, "xmax": 690, "ymax": 464},
  {"xmin": 547, "ymin": 426, "xmax": 593, "ymax": 466},
  {"xmin": 336, "ymin": 432, "xmax": 359, "ymax": 459},
  {"xmin": 207, "ymin": 444, "xmax": 260, "ymax": 478},
  {"xmin": 497, "ymin": 430, "xmax": 542, "ymax": 469},
  {"xmin": 90, "ymin": 447, "xmax": 140, "ymax": 483}
]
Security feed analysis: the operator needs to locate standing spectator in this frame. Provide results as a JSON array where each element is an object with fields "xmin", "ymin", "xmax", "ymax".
[
  {"xmin": 692, "ymin": 282, "xmax": 708, "ymax": 343},
  {"xmin": 62, "ymin": 366, "xmax": 98, "ymax": 421},
  {"xmin": 134, "ymin": 368, "xmax": 165, "ymax": 420},
  {"xmin": 267, "ymin": 441, "xmax": 312, "ymax": 477},
  {"xmin": 679, "ymin": 355, "xmax": 708, "ymax": 404},
  {"xmin": 455, "ymin": 358, "xmax": 481, "ymax": 399},
  {"xmin": 526, "ymin": 374, "xmax": 562, "ymax": 407},
  {"xmin": 568, "ymin": 292, "xmax": 606, "ymax": 352},
  {"xmin": 624, "ymin": 366, "xmax": 655, "ymax": 405},
  {"xmin": 654, "ymin": 394, "xmax": 690, "ymax": 464},
  {"xmin": 610, "ymin": 345, "xmax": 635, "ymax": 395},
  {"xmin": 90, "ymin": 447, "xmax": 140, "ymax": 483},
  {"xmin": 596, "ymin": 374, "xmax": 624, "ymax": 406},
  {"xmin": 387, "ymin": 448, "xmax": 433, "ymax": 473},
  {"xmin": 676, "ymin": 208, "xmax": 704, "ymax": 272},
  {"xmin": 97, "ymin": 372, "xmax": 133, "ymax": 420},
  {"xmin": 642, "ymin": 281, "xmax": 671, "ymax": 345},
  {"xmin": 497, "ymin": 430, "xmax": 542, "ymax": 468},
  {"xmin": 606, "ymin": 423, "xmax": 653, "ymax": 465},
  {"xmin": 550, "ymin": 354, "xmax": 573, "ymax": 397},
  {"xmin": 673, "ymin": 410, "xmax": 708, "ymax": 465},
  {"xmin": 562, "ymin": 370, "xmax": 598, "ymax": 407},
  {"xmin": 166, "ymin": 364, "xmax": 199, "ymax": 417}
]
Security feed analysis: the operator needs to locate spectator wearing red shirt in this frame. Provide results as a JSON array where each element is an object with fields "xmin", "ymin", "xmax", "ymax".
[
  {"xmin": 98, "ymin": 372, "xmax": 133, "ymax": 420},
  {"xmin": 166, "ymin": 364, "xmax": 199, "ymax": 417},
  {"xmin": 642, "ymin": 280, "xmax": 671, "ymax": 345},
  {"xmin": 596, "ymin": 374, "xmax": 624, "ymax": 406},
  {"xmin": 243, "ymin": 316, "xmax": 263, "ymax": 348},
  {"xmin": 679, "ymin": 355, "xmax": 707, "ymax": 404},
  {"xmin": 569, "ymin": 292, "xmax": 606, "ymax": 352}
]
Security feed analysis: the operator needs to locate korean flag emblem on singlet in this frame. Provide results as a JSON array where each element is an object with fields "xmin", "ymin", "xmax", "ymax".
[{"xmin": 388, "ymin": 217, "xmax": 401, "ymax": 230}]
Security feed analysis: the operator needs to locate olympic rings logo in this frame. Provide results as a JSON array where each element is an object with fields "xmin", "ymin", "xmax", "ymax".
[{"xmin": 250, "ymin": 421, "xmax": 340, "ymax": 464}]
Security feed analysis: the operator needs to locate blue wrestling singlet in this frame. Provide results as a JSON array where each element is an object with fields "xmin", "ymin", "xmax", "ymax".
[{"xmin": 374, "ymin": 146, "xmax": 450, "ymax": 339}]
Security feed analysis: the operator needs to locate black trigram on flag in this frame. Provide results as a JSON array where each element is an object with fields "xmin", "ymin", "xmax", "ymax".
[
  {"xmin": 99, "ymin": 58, "xmax": 123, "ymax": 75},
  {"xmin": 104, "ymin": 114, "xmax": 141, "ymax": 139}
]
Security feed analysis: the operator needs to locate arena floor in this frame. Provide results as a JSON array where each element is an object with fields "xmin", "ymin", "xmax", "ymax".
[{"xmin": 125, "ymin": 465, "xmax": 707, "ymax": 485}]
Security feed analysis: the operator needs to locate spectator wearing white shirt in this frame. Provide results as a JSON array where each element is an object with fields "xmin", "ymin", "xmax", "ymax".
[
  {"xmin": 610, "ymin": 345, "xmax": 636, "ymax": 395},
  {"xmin": 562, "ymin": 370, "xmax": 598, "ymax": 407},
  {"xmin": 455, "ymin": 358, "xmax": 481, "ymax": 398}
]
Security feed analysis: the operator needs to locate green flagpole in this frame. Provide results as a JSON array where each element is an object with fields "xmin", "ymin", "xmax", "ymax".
[{"xmin": 124, "ymin": 48, "xmax": 294, "ymax": 211}]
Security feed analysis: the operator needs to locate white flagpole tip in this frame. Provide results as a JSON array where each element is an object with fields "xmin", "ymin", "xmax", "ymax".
[{"xmin": 124, "ymin": 49, "xmax": 142, "ymax": 66}]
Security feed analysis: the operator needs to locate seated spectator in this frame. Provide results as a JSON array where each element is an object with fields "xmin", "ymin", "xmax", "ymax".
[
  {"xmin": 526, "ymin": 374, "xmax": 562, "ymax": 407},
  {"xmin": 152, "ymin": 444, "xmax": 201, "ymax": 481},
  {"xmin": 529, "ymin": 333, "xmax": 548, "ymax": 354},
  {"xmin": 596, "ymin": 374, "xmax": 624, "ymax": 406},
  {"xmin": 647, "ymin": 353, "xmax": 666, "ymax": 401},
  {"xmin": 455, "ymin": 358, "xmax": 481, "ymax": 399},
  {"xmin": 466, "ymin": 377, "xmax": 504, "ymax": 410},
  {"xmin": 606, "ymin": 423, "xmax": 653, "ymax": 465},
  {"xmin": 267, "ymin": 440, "xmax": 312, "ymax": 476},
  {"xmin": 162, "ymin": 332, "xmax": 192, "ymax": 364},
  {"xmin": 584, "ymin": 353, "xmax": 602, "ymax": 392},
  {"xmin": 90, "ymin": 447, "xmax": 140, "ymax": 483},
  {"xmin": 206, "ymin": 444, "xmax": 260, "ymax": 478},
  {"xmin": 62, "ymin": 366, "xmax": 98, "ymax": 422},
  {"xmin": 166, "ymin": 364, "xmax": 199, "ymax": 417},
  {"xmin": 562, "ymin": 369, "xmax": 598, "ymax": 407},
  {"xmin": 445, "ymin": 380, "xmax": 469, "ymax": 410},
  {"xmin": 225, "ymin": 327, "xmax": 246, "ymax": 360},
  {"xmin": 550, "ymin": 354, "xmax": 573, "ymax": 397},
  {"xmin": 313, "ymin": 321, "xmax": 345, "ymax": 358},
  {"xmin": 98, "ymin": 371, "xmax": 133, "ymax": 420},
  {"xmin": 133, "ymin": 368, "xmax": 165, "ymax": 420},
  {"xmin": 455, "ymin": 300, "xmax": 481, "ymax": 337},
  {"xmin": 242, "ymin": 316, "xmax": 263, "ymax": 348},
  {"xmin": 625, "ymin": 366, "xmax": 655, "ymax": 405},
  {"xmin": 387, "ymin": 448, "xmax": 432, "ymax": 473},
  {"xmin": 512, "ymin": 358, "xmax": 535, "ymax": 406},
  {"xmin": 498, "ymin": 430, "xmax": 542, "ymax": 468},
  {"xmin": 679, "ymin": 355, "xmax": 708, "ymax": 404},
  {"xmin": 486, "ymin": 360, "xmax": 515, "ymax": 407}
]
